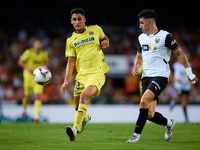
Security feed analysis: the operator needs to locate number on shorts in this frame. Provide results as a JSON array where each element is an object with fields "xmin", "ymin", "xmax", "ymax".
[{"xmin": 76, "ymin": 82, "xmax": 80, "ymax": 89}]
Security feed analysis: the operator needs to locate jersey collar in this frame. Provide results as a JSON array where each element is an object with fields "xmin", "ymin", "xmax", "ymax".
[
  {"xmin": 74, "ymin": 26, "xmax": 87, "ymax": 34},
  {"xmin": 148, "ymin": 29, "xmax": 160, "ymax": 37}
]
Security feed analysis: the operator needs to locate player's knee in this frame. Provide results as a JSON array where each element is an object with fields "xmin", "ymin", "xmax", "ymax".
[
  {"xmin": 80, "ymin": 92, "xmax": 89, "ymax": 104},
  {"xmin": 24, "ymin": 96, "xmax": 30, "ymax": 102},
  {"xmin": 140, "ymin": 94, "xmax": 153, "ymax": 108},
  {"xmin": 140, "ymin": 99, "xmax": 148, "ymax": 108},
  {"xmin": 35, "ymin": 94, "xmax": 42, "ymax": 100}
]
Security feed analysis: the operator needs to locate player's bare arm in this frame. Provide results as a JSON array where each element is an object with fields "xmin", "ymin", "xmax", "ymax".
[
  {"xmin": 18, "ymin": 59, "xmax": 33, "ymax": 73},
  {"xmin": 173, "ymin": 47, "xmax": 198, "ymax": 84},
  {"xmin": 132, "ymin": 52, "xmax": 142, "ymax": 76},
  {"xmin": 60, "ymin": 57, "xmax": 76, "ymax": 96},
  {"xmin": 173, "ymin": 47, "xmax": 190, "ymax": 68},
  {"xmin": 100, "ymin": 35, "xmax": 109, "ymax": 49}
]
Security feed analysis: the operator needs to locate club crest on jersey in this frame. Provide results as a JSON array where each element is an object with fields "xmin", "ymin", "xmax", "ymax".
[
  {"xmin": 155, "ymin": 37, "xmax": 160, "ymax": 44},
  {"xmin": 89, "ymin": 31, "xmax": 94, "ymax": 35}
]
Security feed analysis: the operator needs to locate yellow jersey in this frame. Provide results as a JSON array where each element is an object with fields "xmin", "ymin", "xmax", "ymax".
[
  {"xmin": 19, "ymin": 48, "xmax": 49, "ymax": 79},
  {"xmin": 65, "ymin": 25, "xmax": 109, "ymax": 74}
]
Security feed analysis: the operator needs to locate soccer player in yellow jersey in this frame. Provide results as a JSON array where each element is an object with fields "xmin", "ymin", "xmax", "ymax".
[
  {"xmin": 18, "ymin": 40, "xmax": 49, "ymax": 123},
  {"xmin": 60, "ymin": 8, "xmax": 109, "ymax": 141}
]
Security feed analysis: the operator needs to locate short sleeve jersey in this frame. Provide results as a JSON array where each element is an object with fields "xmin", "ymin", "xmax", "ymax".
[
  {"xmin": 137, "ymin": 30, "xmax": 179, "ymax": 79},
  {"xmin": 20, "ymin": 48, "xmax": 49, "ymax": 78},
  {"xmin": 65, "ymin": 25, "xmax": 109, "ymax": 74}
]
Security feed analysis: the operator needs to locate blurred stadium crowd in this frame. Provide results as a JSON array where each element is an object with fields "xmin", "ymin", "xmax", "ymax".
[{"xmin": 0, "ymin": 25, "xmax": 200, "ymax": 105}]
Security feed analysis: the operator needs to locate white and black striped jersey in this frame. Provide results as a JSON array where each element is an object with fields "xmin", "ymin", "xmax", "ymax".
[
  {"xmin": 137, "ymin": 30, "xmax": 179, "ymax": 79},
  {"xmin": 173, "ymin": 61, "xmax": 191, "ymax": 91}
]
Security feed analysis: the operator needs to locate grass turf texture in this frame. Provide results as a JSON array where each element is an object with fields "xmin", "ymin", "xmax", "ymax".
[{"xmin": 0, "ymin": 123, "xmax": 199, "ymax": 150}]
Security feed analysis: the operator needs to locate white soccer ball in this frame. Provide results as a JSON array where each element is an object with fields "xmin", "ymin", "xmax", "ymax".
[{"xmin": 33, "ymin": 67, "xmax": 52, "ymax": 85}]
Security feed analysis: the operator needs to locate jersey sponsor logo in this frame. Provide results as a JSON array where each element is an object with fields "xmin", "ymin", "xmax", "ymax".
[
  {"xmin": 74, "ymin": 37, "xmax": 95, "ymax": 48},
  {"xmin": 142, "ymin": 45, "xmax": 149, "ymax": 51},
  {"xmin": 142, "ymin": 44, "xmax": 157, "ymax": 51},
  {"xmin": 171, "ymin": 40, "xmax": 177, "ymax": 45},
  {"xmin": 149, "ymin": 45, "xmax": 157, "ymax": 51}
]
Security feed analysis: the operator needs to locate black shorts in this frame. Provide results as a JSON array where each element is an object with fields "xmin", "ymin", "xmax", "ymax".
[
  {"xmin": 141, "ymin": 77, "xmax": 168, "ymax": 102},
  {"xmin": 177, "ymin": 89, "xmax": 190, "ymax": 96}
]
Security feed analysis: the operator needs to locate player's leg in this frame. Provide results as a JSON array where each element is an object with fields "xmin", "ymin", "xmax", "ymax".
[
  {"xmin": 148, "ymin": 101, "xmax": 176, "ymax": 141},
  {"xmin": 22, "ymin": 96, "xmax": 31, "ymax": 113},
  {"xmin": 33, "ymin": 93, "xmax": 42, "ymax": 123},
  {"xmin": 127, "ymin": 89, "xmax": 154, "ymax": 143},
  {"xmin": 66, "ymin": 73, "xmax": 105, "ymax": 141},
  {"xmin": 135, "ymin": 89, "xmax": 154, "ymax": 132},
  {"xmin": 74, "ymin": 96, "xmax": 91, "ymax": 133},
  {"xmin": 148, "ymin": 100, "xmax": 168, "ymax": 125},
  {"xmin": 148, "ymin": 100, "xmax": 174, "ymax": 126},
  {"xmin": 74, "ymin": 73, "xmax": 104, "ymax": 132},
  {"xmin": 74, "ymin": 96, "xmax": 89, "ymax": 121},
  {"xmin": 73, "ymin": 85, "xmax": 97, "ymax": 130},
  {"xmin": 74, "ymin": 96, "xmax": 79, "ymax": 111},
  {"xmin": 181, "ymin": 93, "xmax": 189, "ymax": 122},
  {"xmin": 33, "ymin": 84, "xmax": 44, "ymax": 123},
  {"xmin": 21, "ymin": 96, "xmax": 31, "ymax": 121},
  {"xmin": 21, "ymin": 80, "xmax": 32, "ymax": 121},
  {"xmin": 66, "ymin": 86, "xmax": 97, "ymax": 141},
  {"xmin": 127, "ymin": 77, "xmax": 175, "ymax": 143}
]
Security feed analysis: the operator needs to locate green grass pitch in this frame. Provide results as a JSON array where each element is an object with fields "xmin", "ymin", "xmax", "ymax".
[{"xmin": 0, "ymin": 123, "xmax": 200, "ymax": 150}]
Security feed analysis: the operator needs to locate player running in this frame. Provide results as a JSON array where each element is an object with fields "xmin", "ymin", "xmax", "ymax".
[
  {"xmin": 60, "ymin": 8, "xmax": 109, "ymax": 141},
  {"xmin": 126, "ymin": 9, "xmax": 198, "ymax": 143},
  {"xmin": 18, "ymin": 40, "xmax": 49, "ymax": 123},
  {"xmin": 170, "ymin": 58, "xmax": 192, "ymax": 122}
]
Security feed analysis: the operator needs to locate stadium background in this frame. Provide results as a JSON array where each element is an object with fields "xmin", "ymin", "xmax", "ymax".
[{"xmin": 0, "ymin": 0, "xmax": 200, "ymax": 122}]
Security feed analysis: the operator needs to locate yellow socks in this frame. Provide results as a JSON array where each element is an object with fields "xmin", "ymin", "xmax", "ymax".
[
  {"xmin": 22, "ymin": 97, "xmax": 29, "ymax": 112},
  {"xmin": 73, "ymin": 103, "xmax": 87, "ymax": 130},
  {"xmin": 84, "ymin": 112, "xmax": 88, "ymax": 121},
  {"xmin": 34, "ymin": 100, "xmax": 42, "ymax": 119}
]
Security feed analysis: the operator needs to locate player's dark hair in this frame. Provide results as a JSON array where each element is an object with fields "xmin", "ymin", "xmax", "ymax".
[
  {"xmin": 70, "ymin": 8, "xmax": 85, "ymax": 18},
  {"xmin": 137, "ymin": 9, "xmax": 157, "ymax": 20}
]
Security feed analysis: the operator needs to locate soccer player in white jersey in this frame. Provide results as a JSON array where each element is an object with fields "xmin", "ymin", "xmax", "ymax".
[
  {"xmin": 171, "ymin": 59, "xmax": 191, "ymax": 122},
  {"xmin": 126, "ymin": 9, "xmax": 198, "ymax": 143}
]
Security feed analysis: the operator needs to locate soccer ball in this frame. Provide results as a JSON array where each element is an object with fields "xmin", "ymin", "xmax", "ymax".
[{"xmin": 33, "ymin": 67, "xmax": 52, "ymax": 85}]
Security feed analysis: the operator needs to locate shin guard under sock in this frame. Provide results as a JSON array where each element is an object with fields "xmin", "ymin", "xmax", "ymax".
[
  {"xmin": 134, "ymin": 108, "xmax": 148, "ymax": 134},
  {"xmin": 73, "ymin": 103, "xmax": 87, "ymax": 130},
  {"xmin": 149, "ymin": 112, "xmax": 167, "ymax": 126}
]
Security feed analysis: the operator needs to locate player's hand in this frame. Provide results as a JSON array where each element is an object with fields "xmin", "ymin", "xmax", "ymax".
[
  {"xmin": 187, "ymin": 76, "xmax": 198, "ymax": 84},
  {"xmin": 60, "ymin": 81, "xmax": 68, "ymax": 96},
  {"xmin": 132, "ymin": 65, "xmax": 139, "ymax": 76},
  {"xmin": 27, "ymin": 67, "xmax": 33, "ymax": 73},
  {"xmin": 186, "ymin": 67, "xmax": 198, "ymax": 84},
  {"xmin": 101, "ymin": 39, "xmax": 109, "ymax": 49}
]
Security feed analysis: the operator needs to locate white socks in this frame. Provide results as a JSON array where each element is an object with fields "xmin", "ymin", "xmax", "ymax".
[
  {"xmin": 167, "ymin": 119, "xmax": 173, "ymax": 127},
  {"xmin": 134, "ymin": 133, "xmax": 141, "ymax": 138},
  {"xmin": 73, "ymin": 127, "xmax": 78, "ymax": 134}
]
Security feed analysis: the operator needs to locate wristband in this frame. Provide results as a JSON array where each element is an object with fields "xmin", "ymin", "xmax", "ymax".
[{"xmin": 185, "ymin": 67, "xmax": 196, "ymax": 81}]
